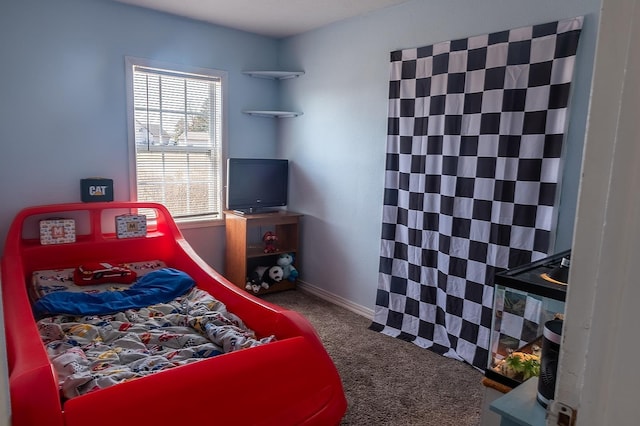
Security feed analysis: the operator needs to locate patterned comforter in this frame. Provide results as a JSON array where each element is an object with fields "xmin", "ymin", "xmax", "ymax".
[{"xmin": 38, "ymin": 282, "xmax": 275, "ymax": 399}]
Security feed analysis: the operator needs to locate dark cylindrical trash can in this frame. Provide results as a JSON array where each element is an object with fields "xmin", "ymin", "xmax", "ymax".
[{"xmin": 537, "ymin": 319, "xmax": 563, "ymax": 408}]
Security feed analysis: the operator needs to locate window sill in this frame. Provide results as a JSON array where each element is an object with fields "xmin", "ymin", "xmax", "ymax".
[{"xmin": 176, "ymin": 216, "xmax": 224, "ymax": 230}]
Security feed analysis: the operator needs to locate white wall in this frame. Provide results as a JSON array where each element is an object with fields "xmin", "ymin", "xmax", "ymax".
[
  {"xmin": 279, "ymin": 0, "xmax": 601, "ymax": 311},
  {"xmin": 555, "ymin": 0, "xmax": 640, "ymax": 424}
]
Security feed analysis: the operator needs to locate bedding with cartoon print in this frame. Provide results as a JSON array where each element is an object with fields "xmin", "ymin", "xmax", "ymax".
[{"xmin": 35, "ymin": 267, "xmax": 275, "ymax": 399}]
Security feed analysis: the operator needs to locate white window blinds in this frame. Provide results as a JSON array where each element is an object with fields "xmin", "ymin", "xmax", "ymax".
[{"xmin": 130, "ymin": 62, "xmax": 224, "ymax": 221}]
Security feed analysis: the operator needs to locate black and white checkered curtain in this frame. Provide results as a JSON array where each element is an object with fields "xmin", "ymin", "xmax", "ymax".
[{"xmin": 371, "ymin": 17, "xmax": 583, "ymax": 369}]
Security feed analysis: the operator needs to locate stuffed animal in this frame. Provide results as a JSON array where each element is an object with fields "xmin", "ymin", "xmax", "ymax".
[
  {"xmin": 262, "ymin": 231, "xmax": 278, "ymax": 253},
  {"xmin": 276, "ymin": 253, "xmax": 299, "ymax": 282},
  {"xmin": 245, "ymin": 265, "xmax": 284, "ymax": 293}
]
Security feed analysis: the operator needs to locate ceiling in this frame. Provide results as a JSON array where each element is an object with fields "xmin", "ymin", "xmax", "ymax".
[{"xmin": 113, "ymin": 0, "xmax": 410, "ymax": 38}]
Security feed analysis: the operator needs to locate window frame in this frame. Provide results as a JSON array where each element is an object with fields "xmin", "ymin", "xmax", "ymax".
[{"xmin": 125, "ymin": 56, "xmax": 228, "ymax": 228}]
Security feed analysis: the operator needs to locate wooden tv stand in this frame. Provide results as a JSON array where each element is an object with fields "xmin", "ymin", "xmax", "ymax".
[{"xmin": 224, "ymin": 210, "xmax": 301, "ymax": 294}]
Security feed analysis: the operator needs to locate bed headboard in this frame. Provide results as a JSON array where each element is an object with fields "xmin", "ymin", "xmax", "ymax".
[{"xmin": 2, "ymin": 201, "xmax": 185, "ymax": 274}]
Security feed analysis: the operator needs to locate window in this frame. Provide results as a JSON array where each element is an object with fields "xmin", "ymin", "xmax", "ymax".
[{"xmin": 126, "ymin": 57, "xmax": 226, "ymax": 223}]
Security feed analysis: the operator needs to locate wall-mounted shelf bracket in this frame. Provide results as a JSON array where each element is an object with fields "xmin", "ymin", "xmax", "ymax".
[
  {"xmin": 243, "ymin": 110, "xmax": 303, "ymax": 118},
  {"xmin": 242, "ymin": 71, "xmax": 304, "ymax": 80}
]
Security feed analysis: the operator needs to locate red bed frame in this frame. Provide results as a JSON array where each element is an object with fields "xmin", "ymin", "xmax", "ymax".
[{"xmin": 1, "ymin": 202, "xmax": 347, "ymax": 426}]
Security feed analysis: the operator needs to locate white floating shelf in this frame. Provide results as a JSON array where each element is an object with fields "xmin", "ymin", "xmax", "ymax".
[
  {"xmin": 242, "ymin": 71, "xmax": 305, "ymax": 80},
  {"xmin": 243, "ymin": 110, "xmax": 303, "ymax": 118}
]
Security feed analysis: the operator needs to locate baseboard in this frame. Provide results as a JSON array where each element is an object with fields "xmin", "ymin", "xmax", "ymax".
[{"xmin": 297, "ymin": 280, "xmax": 374, "ymax": 320}]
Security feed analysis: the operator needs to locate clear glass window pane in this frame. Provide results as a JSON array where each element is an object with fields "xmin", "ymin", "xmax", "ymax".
[{"xmin": 131, "ymin": 62, "xmax": 223, "ymax": 220}]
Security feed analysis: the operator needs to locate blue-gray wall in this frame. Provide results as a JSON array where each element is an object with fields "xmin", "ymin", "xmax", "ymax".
[
  {"xmin": 278, "ymin": 0, "xmax": 601, "ymax": 311},
  {"xmin": 0, "ymin": 0, "xmax": 282, "ymax": 266},
  {"xmin": 0, "ymin": 0, "xmax": 601, "ymax": 312},
  {"xmin": 0, "ymin": 0, "xmax": 605, "ymax": 420}
]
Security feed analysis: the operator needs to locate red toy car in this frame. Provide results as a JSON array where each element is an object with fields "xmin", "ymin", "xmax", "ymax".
[{"xmin": 73, "ymin": 262, "xmax": 137, "ymax": 285}]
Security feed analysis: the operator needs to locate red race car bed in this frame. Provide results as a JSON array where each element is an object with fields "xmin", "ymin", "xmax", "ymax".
[{"xmin": 1, "ymin": 202, "xmax": 347, "ymax": 426}]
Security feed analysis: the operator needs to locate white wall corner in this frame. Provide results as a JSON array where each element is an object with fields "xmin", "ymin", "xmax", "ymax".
[{"xmin": 297, "ymin": 280, "xmax": 374, "ymax": 320}]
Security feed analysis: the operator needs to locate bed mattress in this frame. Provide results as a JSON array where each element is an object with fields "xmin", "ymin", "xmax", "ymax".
[{"xmin": 32, "ymin": 263, "xmax": 275, "ymax": 399}]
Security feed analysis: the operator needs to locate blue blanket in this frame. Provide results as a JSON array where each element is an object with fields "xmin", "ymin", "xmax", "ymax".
[{"xmin": 33, "ymin": 268, "xmax": 195, "ymax": 317}]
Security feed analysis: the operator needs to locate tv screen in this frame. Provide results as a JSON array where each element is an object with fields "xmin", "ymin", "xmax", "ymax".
[{"xmin": 226, "ymin": 158, "xmax": 289, "ymax": 213}]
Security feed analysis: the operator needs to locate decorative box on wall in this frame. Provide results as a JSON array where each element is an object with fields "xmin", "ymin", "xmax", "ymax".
[
  {"xmin": 115, "ymin": 214, "xmax": 147, "ymax": 239},
  {"xmin": 39, "ymin": 218, "xmax": 76, "ymax": 245},
  {"xmin": 485, "ymin": 250, "xmax": 570, "ymax": 389},
  {"xmin": 80, "ymin": 178, "xmax": 114, "ymax": 202}
]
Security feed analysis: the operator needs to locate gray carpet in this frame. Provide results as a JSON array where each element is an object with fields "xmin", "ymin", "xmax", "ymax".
[{"xmin": 261, "ymin": 289, "xmax": 484, "ymax": 426}]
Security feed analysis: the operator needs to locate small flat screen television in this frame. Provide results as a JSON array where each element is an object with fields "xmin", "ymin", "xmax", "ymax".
[{"xmin": 226, "ymin": 158, "xmax": 289, "ymax": 213}]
